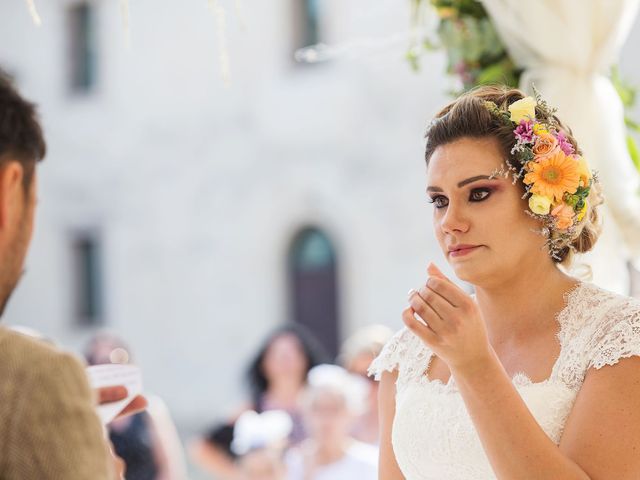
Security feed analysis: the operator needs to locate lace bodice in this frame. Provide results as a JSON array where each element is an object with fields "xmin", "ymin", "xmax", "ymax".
[{"xmin": 368, "ymin": 282, "xmax": 640, "ymax": 480}]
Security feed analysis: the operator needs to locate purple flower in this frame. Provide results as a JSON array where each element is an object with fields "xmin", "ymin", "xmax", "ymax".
[
  {"xmin": 514, "ymin": 120, "xmax": 534, "ymax": 144},
  {"xmin": 556, "ymin": 130, "xmax": 575, "ymax": 156}
]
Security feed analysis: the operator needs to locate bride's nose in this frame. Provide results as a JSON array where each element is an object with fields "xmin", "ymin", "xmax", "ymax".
[{"xmin": 440, "ymin": 202, "xmax": 470, "ymax": 235}]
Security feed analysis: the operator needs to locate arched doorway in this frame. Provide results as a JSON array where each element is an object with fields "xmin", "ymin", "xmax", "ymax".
[{"xmin": 288, "ymin": 227, "xmax": 340, "ymax": 359}]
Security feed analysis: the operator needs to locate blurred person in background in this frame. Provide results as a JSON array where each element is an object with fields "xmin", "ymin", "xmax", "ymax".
[
  {"xmin": 338, "ymin": 325, "xmax": 393, "ymax": 446},
  {"xmin": 285, "ymin": 364, "xmax": 378, "ymax": 480},
  {"xmin": 231, "ymin": 410, "xmax": 292, "ymax": 480},
  {"xmin": 85, "ymin": 332, "xmax": 188, "ymax": 480},
  {"xmin": 192, "ymin": 324, "xmax": 327, "ymax": 479}
]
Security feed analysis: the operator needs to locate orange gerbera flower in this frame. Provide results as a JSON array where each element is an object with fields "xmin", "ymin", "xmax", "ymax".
[{"xmin": 523, "ymin": 151, "xmax": 580, "ymax": 202}]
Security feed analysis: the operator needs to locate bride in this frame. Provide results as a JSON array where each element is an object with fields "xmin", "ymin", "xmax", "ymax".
[{"xmin": 369, "ymin": 85, "xmax": 640, "ymax": 479}]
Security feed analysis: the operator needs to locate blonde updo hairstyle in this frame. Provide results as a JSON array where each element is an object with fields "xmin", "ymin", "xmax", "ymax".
[{"xmin": 424, "ymin": 85, "xmax": 603, "ymax": 267}]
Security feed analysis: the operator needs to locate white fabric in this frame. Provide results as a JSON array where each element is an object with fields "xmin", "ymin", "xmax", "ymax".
[
  {"xmin": 285, "ymin": 441, "xmax": 378, "ymax": 480},
  {"xmin": 368, "ymin": 282, "xmax": 640, "ymax": 480},
  {"xmin": 479, "ymin": 0, "xmax": 640, "ymax": 295}
]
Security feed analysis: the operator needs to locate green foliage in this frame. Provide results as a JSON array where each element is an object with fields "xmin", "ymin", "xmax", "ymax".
[
  {"xmin": 410, "ymin": 0, "xmax": 521, "ymax": 92},
  {"xmin": 408, "ymin": 0, "xmax": 640, "ymax": 174},
  {"xmin": 519, "ymin": 148, "xmax": 535, "ymax": 163},
  {"xmin": 612, "ymin": 66, "xmax": 637, "ymax": 109},
  {"xmin": 628, "ymin": 134, "xmax": 640, "ymax": 173}
]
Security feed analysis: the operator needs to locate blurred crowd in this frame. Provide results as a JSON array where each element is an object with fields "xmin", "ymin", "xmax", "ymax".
[
  {"xmin": 91, "ymin": 323, "xmax": 393, "ymax": 479},
  {"xmin": 190, "ymin": 323, "xmax": 392, "ymax": 480},
  {"xmin": 11, "ymin": 322, "xmax": 392, "ymax": 480}
]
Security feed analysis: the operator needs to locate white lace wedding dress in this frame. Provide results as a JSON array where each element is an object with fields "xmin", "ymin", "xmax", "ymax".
[{"xmin": 368, "ymin": 282, "xmax": 640, "ymax": 480}]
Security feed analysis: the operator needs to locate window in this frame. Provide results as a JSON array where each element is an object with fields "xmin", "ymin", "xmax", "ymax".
[
  {"xmin": 293, "ymin": 0, "xmax": 321, "ymax": 55},
  {"xmin": 73, "ymin": 233, "xmax": 103, "ymax": 326},
  {"xmin": 302, "ymin": 0, "xmax": 320, "ymax": 47},
  {"xmin": 68, "ymin": 2, "xmax": 96, "ymax": 92},
  {"xmin": 288, "ymin": 227, "xmax": 339, "ymax": 358}
]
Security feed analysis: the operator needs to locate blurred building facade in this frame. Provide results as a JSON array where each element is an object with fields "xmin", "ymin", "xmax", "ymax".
[{"xmin": 0, "ymin": 0, "xmax": 449, "ymax": 433}]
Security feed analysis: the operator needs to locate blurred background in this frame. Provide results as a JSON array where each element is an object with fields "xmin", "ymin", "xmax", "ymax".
[{"xmin": 1, "ymin": 1, "xmax": 640, "ymax": 479}]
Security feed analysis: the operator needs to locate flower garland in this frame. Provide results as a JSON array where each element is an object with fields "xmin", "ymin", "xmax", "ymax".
[{"xmin": 485, "ymin": 90, "xmax": 598, "ymax": 260}]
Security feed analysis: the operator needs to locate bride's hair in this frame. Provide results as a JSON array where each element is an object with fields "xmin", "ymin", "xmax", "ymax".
[{"xmin": 423, "ymin": 84, "xmax": 603, "ymax": 267}]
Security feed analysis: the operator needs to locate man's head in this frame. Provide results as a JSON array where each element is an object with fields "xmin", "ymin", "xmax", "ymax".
[{"xmin": 0, "ymin": 70, "xmax": 46, "ymax": 316}]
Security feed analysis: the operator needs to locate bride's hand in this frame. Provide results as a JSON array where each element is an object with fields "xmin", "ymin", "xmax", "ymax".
[{"xmin": 404, "ymin": 262, "xmax": 493, "ymax": 373}]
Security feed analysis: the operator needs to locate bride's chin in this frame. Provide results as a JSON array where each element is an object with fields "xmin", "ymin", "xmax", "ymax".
[{"xmin": 449, "ymin": 263, "xmax": 486, "ymax": 284}]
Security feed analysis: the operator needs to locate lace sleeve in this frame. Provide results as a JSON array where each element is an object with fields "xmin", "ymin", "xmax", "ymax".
[
  {"xmin": 367, "ymin": 327, "xmax": 414, "ymax": 381},
  {"xmin": 588, "ymin": 296, "xmax": 640, "ymax": 370}
]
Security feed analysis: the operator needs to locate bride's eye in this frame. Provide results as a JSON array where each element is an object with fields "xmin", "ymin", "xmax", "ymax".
[
  {"xmin": 470, "ymin": 188, "xmax": 492, "ymax": 202},
  {"xmin": 427, "ymin": 195, "xmax": 448, "ymax": 209}
]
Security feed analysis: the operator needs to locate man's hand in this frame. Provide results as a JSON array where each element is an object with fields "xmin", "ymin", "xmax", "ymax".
[
  {"xmin": 108, "ymin": 440, "xmax": 126, "ymax": 480},
  {"xmin": 97, "ymin": 386, "xmax": 148, "ymax": 420},
  {"xmin": 97, "ymin": 386, "xmax": 147, "ymax": 479}
]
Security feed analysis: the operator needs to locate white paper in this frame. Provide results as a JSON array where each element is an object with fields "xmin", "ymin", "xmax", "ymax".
[{"xmin": 86, "ymin": 364, "xmax": 143, "ymax": 424}]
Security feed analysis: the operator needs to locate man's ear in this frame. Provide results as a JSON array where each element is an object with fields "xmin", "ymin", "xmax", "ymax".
[{"xmin": 0, "ymin": 162, "xmax": 26, "ymax": 231}]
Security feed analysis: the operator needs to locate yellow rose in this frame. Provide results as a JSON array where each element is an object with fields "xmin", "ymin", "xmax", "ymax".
[
  {"xmin": 508, "ymin": 97, "xmax": 537, "ymax": 123},
  {"xmin": 528, "ymin": 194, "xmax": 553, "ymax": 215},
  {"xmin": 576, "ymin": 156, "xmax": 591, "ymax": 187}
]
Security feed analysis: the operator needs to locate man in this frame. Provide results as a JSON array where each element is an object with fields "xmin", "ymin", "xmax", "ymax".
[{"xmin": 0, "ymin": 70, "xmax": 143, "ymax": 478}]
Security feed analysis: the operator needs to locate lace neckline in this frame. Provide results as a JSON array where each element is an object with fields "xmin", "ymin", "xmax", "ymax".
[{"xmin": 417, "ymin": 280, "xmax": 589, "ymax": 392}]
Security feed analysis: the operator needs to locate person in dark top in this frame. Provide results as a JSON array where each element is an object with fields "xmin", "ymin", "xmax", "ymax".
[{"xmin": 109, "ymin": 413, "xmax": 158, "ymax": 480}]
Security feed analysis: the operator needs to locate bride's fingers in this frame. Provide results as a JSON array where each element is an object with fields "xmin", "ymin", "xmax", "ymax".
[
  {"xmin": 418, "ymin": 286, "xmax": 456, "ymax": 317},
  {"xmin": 427, "ymin": 262, "xmax": 448, "ymax": 280},
  {"xmin": 408, "ymin": 290, "xmax": 447, "ymax": 334},
  {"xmin": 402, "ymin": 306, "xmax": 439, "ymax": 346},
  {"xmin": 420, "ymin": 276, "xmax": 463, "ymax": 310},
  {"xmin": 427, "ymin": 263, "xmax": 467, "ymax": 295},
  {"xmin": 427, "ymin": 263, "xmax": 462, "ymax": 289}
]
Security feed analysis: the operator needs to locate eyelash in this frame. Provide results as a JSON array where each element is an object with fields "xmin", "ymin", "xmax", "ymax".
[{"xmin": 427, "ymin": 187, "xmax": 493, "ymax": 209}]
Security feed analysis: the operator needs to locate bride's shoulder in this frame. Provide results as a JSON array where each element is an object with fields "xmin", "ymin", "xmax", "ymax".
[
  {"xmin": 367, "ymin": 327, "xmax": 424, "ymax": 381},
  {"xmin": 575, "ymin": 282, "xmax": 640, "ymax": 318},
  {"xmin": 573, "ymin": 282, "xmax": 640, "ymax": 370}
]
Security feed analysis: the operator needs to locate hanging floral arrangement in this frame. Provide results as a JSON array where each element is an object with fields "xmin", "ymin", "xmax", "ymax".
[{"xmin": 409, "ymin": 0, "xmax": 640, "ymax": 174}]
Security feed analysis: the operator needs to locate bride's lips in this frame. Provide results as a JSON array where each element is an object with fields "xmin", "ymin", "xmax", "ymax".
[{"xmin": 448, "ymin": 244, "xmax": 482, "ymax": 257}]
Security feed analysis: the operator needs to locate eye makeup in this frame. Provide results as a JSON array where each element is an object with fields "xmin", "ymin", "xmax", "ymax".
[{"xmin": 427, "ymin": 185, "xmax": 499, "ymax": 209}]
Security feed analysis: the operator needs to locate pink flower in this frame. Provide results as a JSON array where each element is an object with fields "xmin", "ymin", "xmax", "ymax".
[
  {"xmin": 514, "ymin": 120, "xmax": 534, "ymax": 144},
  {"xmin": 556, "ymin": 130, "xmax": 575, "ymax": 156}
]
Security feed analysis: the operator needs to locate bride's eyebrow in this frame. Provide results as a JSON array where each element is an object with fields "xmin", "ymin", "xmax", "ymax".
[{"xmin": 426, "ymin": 175, "xmax": 494, "ymax": 193}]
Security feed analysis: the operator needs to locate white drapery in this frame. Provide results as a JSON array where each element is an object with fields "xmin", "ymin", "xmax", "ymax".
[{"xmin": 480, "ymin": 0, "xmax": 640, "ymax": 295}]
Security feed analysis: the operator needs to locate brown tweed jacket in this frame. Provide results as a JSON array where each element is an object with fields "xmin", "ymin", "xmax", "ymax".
[{"xmin": 0, "ymin": 326, "xmax": 114, "ymax": 479}]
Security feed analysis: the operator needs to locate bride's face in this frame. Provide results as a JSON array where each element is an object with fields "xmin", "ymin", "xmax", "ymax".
[{"xmin": 426, "ymin": 136, "xmax": 549, "ymax": 286}]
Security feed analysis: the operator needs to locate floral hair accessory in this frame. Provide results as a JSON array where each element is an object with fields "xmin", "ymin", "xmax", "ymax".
[{"xmin": 484, "ymin": 89, "xmax": 599, "ymax": 261}]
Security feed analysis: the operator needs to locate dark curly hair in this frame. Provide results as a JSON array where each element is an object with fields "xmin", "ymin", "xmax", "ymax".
[{"xmin": 0, "ymin": 69, "xmax": 46, "ymax": 191}]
